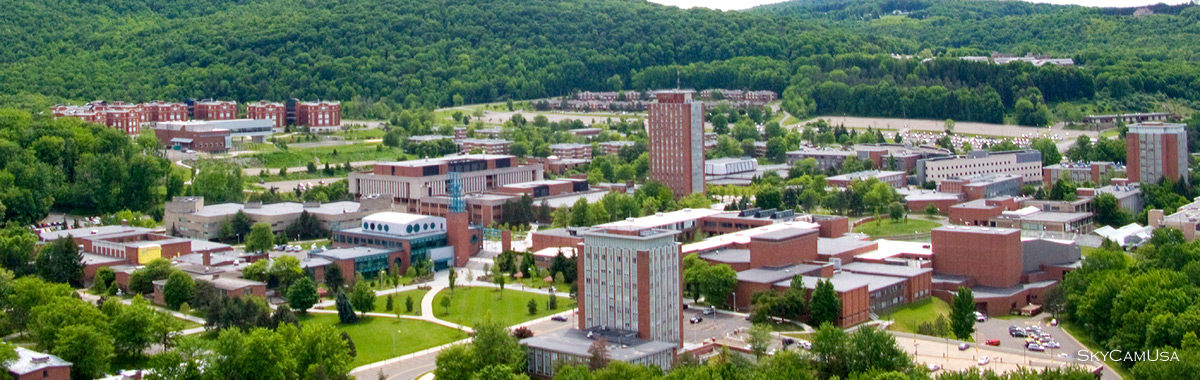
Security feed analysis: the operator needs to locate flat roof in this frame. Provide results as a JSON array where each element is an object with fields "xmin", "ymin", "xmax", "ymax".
[
  {"xmin": 817, "ymin": 236, "xmax": 877, "ymax": 256},
  {"xmin": 853, "ymin": 239, "xmax": 933, "ymax": 261},
  {"xmin": 363, "ymin": 211, "xmax": 442, "ymax": 225},
  {"xmin": 782, "ymin": 272, "xmax": 905, "ymax": 292},
  {"xmin": 9, "ymin": 348, "xmax": 70, "ymax": 375},
  {"xmin": 532, "ymin": 247, "xmax": 576, "ymax": 258},
  {"xmin": 521, "ymin": 328, "xmax": 676, "ymax": 361},
  {"xmin": 841, "ymin": 262, "xmax": 932, "ymax": 278},
  {"xmin": 39, "ymin": 226, "xmax": 156, "ymax": 241},
  {"xmin": 313, "ymin": 247, "xmax": 398, "ymax": 260},
  {"xmin": 698, "ymin": 249, "xmax": 749, "ymax": 264},
  {"xmin": 737, "ymin": 264, "xmax": 824, "ymax": 284},
  {"xmin": 501, "ymin": 179, "xmax": 582, "ymax": 189},
  {"xmin": 934, "ymin": 225, "xmax": 1019, "ymax": 235},
  {"xmin": 902, "ymin": 190, "xmax": 963, "ymax": 202},
  {"xmin": 682, "ymin": 221, "xmax": 820, "ymax": 253},
  {"xmin": 1012, "ymin": 211, "xmax": 1092, "ymax": 223},
  {"xmin": 597, "ymin": 208, "xmax": 723, "ymax": 229},
  {"xmin": 377, "ymin": 153, "xmax": 516, "ymax": 167},
  {"xmin": 81, "ymin": 253, "xmax": 126, "ymax": 266},
  {"xmin": 205, "ymin": 276, "xmax": 266, "ymax": 291},
  {"xmin": 751, "ymin": 227, "xmax": 818, "ymax": 242},
  {"xmin": 827, "ymin": 170, "xmax": 906, "ymax": 182}
]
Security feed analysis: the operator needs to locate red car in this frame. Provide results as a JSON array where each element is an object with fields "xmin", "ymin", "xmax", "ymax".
[{"xmin": 985, "ymin": 339, "xmax": 1001, "ymax": 346}]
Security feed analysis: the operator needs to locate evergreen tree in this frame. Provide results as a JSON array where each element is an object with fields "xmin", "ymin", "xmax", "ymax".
[
  {"xmin": 336, "ymin": 291, "xmax": 358, "ymax": 324},
  {"xmin": 35, "ymin": 236, "xmax": 84, "ymax": 285},
  {"xmin": 950, "ymin": 286, "xmax": 976, "ymax": 340},
  {"xmin": 809, "ymin": 279, "xmax": 842, "ymax": 326}
]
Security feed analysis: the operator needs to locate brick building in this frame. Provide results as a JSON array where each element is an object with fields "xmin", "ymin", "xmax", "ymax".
[
  {"xmin": 297, "ymin": 100, "xmax": 342, "ymax": 132},
  {"xmin": 937, "ymin": 174, "xmax": 1023, "ymax": 201},
  {"xmin": 786, "ymin": 148, "xmax": 856, "ymax": 171},
  {"xmin": 142, "ymin": 101, "xmax": 189, "ymax": 122},
  {"xmin": 827, "ymin": 170, "xmax": 906, "ymax": 188},
  {"xmin": 164, "ymin": 195, "xmax": 394, "ymax": 240},
  {"xmin": 51, "ymin": 101, "xmax": 148, "ymax": 135},
  {"xmin": 599, "ymin": 141, "xmax": 635, "ymax": 155},
  {"xmin": 649, "ymin": 90, "xmax": 704, "ymax": 197},
  {"xmin": 1042, "ymin": 162, "xmax": 1117, "ymax": 187},
  {"xmin": 548, "ymin": 143, "xmax": 592, "ymax": 160},
  {"xmin": 8, "ymin": 348, "xmax": 71, "ymax": 380},
  {"xmin": 247, "ymin": 101, "xmax": 288, "ymax": 130},
  {"xmin": 458, "ymin": 138, "xmax": 511, "ymax": 155},
  {"xmin": 1127, "ymin": 122, "xmax": 1187, "ymax": 184},
  {"xmin": 916, "ymin": 150, "xmax": 1042, "ymax": 185},
  {"xmin": 329, "ymin": 211, "xmax": 481, "ymax": 274},
  {"xmin": 854, "ymin": 143, "xmax": 952, "ymax": 173},
  {"xmin": 349, "ymin": 154, "xmax": 544, "ymax": 210},
  {"xmin": 193, "ymin": 100, "xmax": 238, "ymax": 120}
]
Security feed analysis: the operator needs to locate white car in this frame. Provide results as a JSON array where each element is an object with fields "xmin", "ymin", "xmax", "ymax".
[
  {"xmin": 798, "ymin": 340, "xmax": 812, "ymax": 350},
  {"xmin": 1045, "ymin": 341, "xmax": 1061, "ymax": 349},
  {"xmin": 1028, "ymin": 344, "xmax": 1045, "ymax": 352},
  {"xmin": 977, "ymin": 356, "xmax": 990, "ymax": 366},
  {"xmin": 926, "ymin": 364, "xmax": 942, "ymax": 372}
]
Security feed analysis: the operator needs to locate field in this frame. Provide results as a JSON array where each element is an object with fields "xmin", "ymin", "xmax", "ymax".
[
  {"xmin": 237, "ymin": 143, "xmax": 405, "ymax": 168},
  {"xmin": 300, "ymin": 314, "xmax": 467, "ymax": 367},
  {"xmin": 852, "ymin": 218, "xmax": 941, "ymax": 238},
  {"xmin": 881, "ymin": 297, "xmax": 951, "ymax": 334},
  {"xmin": 432, "ymin": 286, "xmax": 574, "ymax": 328}
]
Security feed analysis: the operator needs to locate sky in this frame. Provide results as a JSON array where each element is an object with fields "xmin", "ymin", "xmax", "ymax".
[{"xmin": 647, "ymin": 0, "xmax": 1194, "ymax": 12}]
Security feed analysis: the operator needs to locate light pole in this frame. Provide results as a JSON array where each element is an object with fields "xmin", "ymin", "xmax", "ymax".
[{"xmin": 392, "ymin": 329, "xmax": 402, "ymax": 357}]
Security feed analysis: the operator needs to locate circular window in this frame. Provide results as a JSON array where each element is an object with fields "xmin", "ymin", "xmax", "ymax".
[
  {"xmin": 370, "ymin": 223, "xmax": 376, "ymax": 230},
  {"xmin": 471, "ymin": 235, "xmax": 479, "ymax": 244},
  {"xmin": 363, "ymin": 222, "xmax": 368, "ymax": 229},
  {"xmin": 406, "ymin": 225, "xmax": 413, "ymax": 233},
  {"xmin": 384, "ymin": 225, "xmax": 389, "ymax": 232}
]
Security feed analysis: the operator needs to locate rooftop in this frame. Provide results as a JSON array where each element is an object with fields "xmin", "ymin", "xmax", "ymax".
[
  {"xmin": 1011, "ymin": 211, "xmax": 1092, "ymax": 223},
  {"xmin": 363, "ymin": 212, "xmax": 443, "ymax": 225},
  {"xmin": 39, "ymin": 226, "xmax": 156, "ymax": 241},
  {"xmin": 683, "ymin": 221, "xmax": 820, "ymax": 254},
  {"xmin": 698, "ymin": 249, "xmax": 750, "ymax": 264},
  {"xmin": 841, "ymin": 261, "xmax": 932, "ymax": 278},
  {"xmin": 852, "ymin": 239, "xmax": 933, "ymax": 261},
  {"xmin": 521, "ymin": 328, "xmax": 676, "ymax": 361},
  {"xmin": 737, "ymin": 264, "xmax": 825, "ymax": 284},
  {"xmin": 817, "ymin": 235, "xmax": 877, "ymax": 256},
  {"xmin": 934, "ymin": 225, "xmax": 1019, "ymax": 235},
  {"xmin": 378, "ymin": 153, "xmax": 516, "ymax": 168},
  {"xmin": 783, "ymin": 272, "xmax": 906, "ymax": 292},
  {"xmin": 313, "ymin": 247, "xmax": 398, "ymax": 261},
  {"xmin": 827, "ymin": 170, "xmax": 906, "ymax": 182},
  {"xmin": 752, "ymin": 227, "xmax": 818, "ymax": 242},
  {"xmin": 9, "ymin": 348, "xmax": 71, "ymax": 375},
  {"xmin": 596, "ymin": 208, "xmax": 723, "ymax": 230},
  {"xmin": 193, "ymin": 201, "xmax": 364, "ymax": 217}
]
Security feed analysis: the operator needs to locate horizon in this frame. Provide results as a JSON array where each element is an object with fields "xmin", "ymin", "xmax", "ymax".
[{"xmin": 648, "ymin": 0, "xmax": 1194, "ymax": 11}]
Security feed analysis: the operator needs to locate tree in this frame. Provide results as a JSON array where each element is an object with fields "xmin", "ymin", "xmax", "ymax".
[
  {"xmin": 325, "ymin": 263, "xmax": 345, "ymax": 291},
  {"xmin": 405, "ymin": 295, "xmax": 415, "ymax": 313},
  {"xmin": 350, "ymin": 279, "xmax": 376, "ymax": 316},
  {"xmin": 747, "ymin": 324, "xmax": 772, "ymax": 359},
  {"xmin": 112, "ymin": 298, "xmax": 156, "ymax": 359},
  {"xmin": 440, "ymin": 294, "xmax": 452, "ymax": 314},
  {"xmin": 30, "ymin": 297, "xmax": 110, "ymax": 351},
  {"xmin": 924, "ymin": 203, "xmax": 939, "ymax": 216},
  {"xmin": 336, "ymin": 290, "xmax": 357, "ymax": 324},
  {"xmin": 54, "ymin": 325, "xmax": 113, "ymax": 380},
  {"xmin": 163, "ymin": 271, "xmax": 196, "ymax": 310},
  {"xmin": 887, "ymin": 202, "xmax": 905, "ymax": 221},
  {"xmin": 288, "ymin": 277, "xmax": 319, "ymax": 313},
  {"xmin": 526, "ymin": 299, "xmax": 538, "ymax": 315},
  {"xmin": 1093, "ymin": 193, "xmax": 1132, "ymax": 227},
  {"xmin": 35, "ymin": 236, "xmax": 83, "ymax": 285},
  {"xmin": 190, "ymin": 163, "xmax": 244, "ymax": 203},
  {"xmin": 950, "ymin": 286, "xmax": 976, "ymax": 340},
  {"xmin": 809, "ymin": 279, "xmax": 841, "ymax": 327},
  {"xmin": 448, "ymin": 267, "xmax": 458, "ymax": 292},
  {"xmin": 492, "ymin": 264, "xmax": 506, "ymax": 298},
  {"xmin": 548, "ymin": 292, "xmax": 558, "ymax": 310},
  {"xmin": 943, "ymin": 119, "xmax": 955, "ymax": 134},
  {"xmin": 0, "ymin": 226, "xmax": 36, "ymax": 275},
  {"xmin": 1030, "ymin": 138, "xmax": 1062, "ymax": 166},
  {"xmin": 698, "ymin": 264, "xmax": 738, "ymax": 307},
  {"xmin": 270, "ymin": 255, "xmax": 304, "ymax": 292},
  {"xmin": 588, "ymin": 337, "xmax": 610, "ymax": 370},
  {"xmin": 209, "ymin": 327, "xmax": 296, "ymax": 380},
  {"xmin": 245, "ymin": 222, "xmax": 275, "ymax": 254},
  {"xmin": 434, "ymin": 344, "xmax": 477, "ymax": 380},
  {"xmin": 471, "ymin": 316, "xmax": 525, "ymax": 372}
]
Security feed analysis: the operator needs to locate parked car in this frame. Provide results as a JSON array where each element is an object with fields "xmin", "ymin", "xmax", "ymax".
[
  {"xmin": 1044, "ymin": 341, "xmax": 1060, "ymax": 348},
  {"xmin": 798, "ymin": 340, "xmax": 812, "ymax": 350},
  {"xmin": 1010, "ymin": 329, "xmax": 1026, "ymax": 337},
  {"xmin": 985, "ymin": 339, "xmax": 1001, "ymax": 346},
  {"xmin": 689, "ymin": 317, "xmax": 703, "ymax": 324},
  {"xmin": 926, "ymin": 364, "xmax": 942, "ymax": 372},
  {"xmin": 550, "ymin": 316, "xmax": 568, "ymax": 322},
  {"xmin": 1050, "ymin": 318, "xmax": 1058, "ymax": 326},
  {"xmin": 977, "ymin": 356, "xmax": 990, "ymax": 366},
  {"xmin": 1028, "ymin": 344, "xmax": 1045, "ymax": 352},
  {"xmin": 703, "ymin": 308, "xmax": 716, "ymax": 315},
  {"xmin": 958, "ymin": 343, "xmax": 970, "ymax": 351},
  {"xmin": 781, "ymin": 338, "xmax": 795, "ymax": 346}
]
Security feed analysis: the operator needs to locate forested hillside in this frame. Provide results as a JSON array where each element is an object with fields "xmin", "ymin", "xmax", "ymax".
[{"xmin": 1, "ymin": 0, "xmax": 1199, "ymax": 122}]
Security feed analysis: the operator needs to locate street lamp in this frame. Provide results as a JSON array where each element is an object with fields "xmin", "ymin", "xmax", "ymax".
[{"xmin": 392, "ymin": 329, "xmax": 402, "ymax": 357}]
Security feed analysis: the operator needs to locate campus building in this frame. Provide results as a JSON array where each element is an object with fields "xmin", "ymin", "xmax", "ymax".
[
  {"xmin": 915, "ymin": 150, "xmax": 1042, "ymax": 185},
  {"xmin": 548, "ymin": 143, "xmax": 592, "ymax": 160},
  {"xmin": 193, "ymin": 100, "xmax": 238, "ymax": 120},
  {"xmin": 8, "ymin": 348, "xmax": 71, "ymax": 380},
  {"xmin": 330, "ymin": 211, "xmax": 480, "ymax": 272},
  {"xmin": 599, "ymin": 141, "xmax": 635, "ymax": 155},
  {"xmin": 1042, "ymin": 162, "xmax": 1118, "ymax": 187},
  {"xmin": 930, "ymin": 226, "xmax": 1081, "ymax": 316},
  {"xmin": 854, "ymin": 143, "xmax": 952, "ymax": 173},
  {"xmin": 143, "ymin": 101, "xmax": 189, "ymax": 122},
  {"xmin": 164, "ymin": 195, "xmax": 395, "ymax": 240},
  {"xmin": 1126, "ymin": 122, "xmax": 1187, "ymax": 184},
  {"xmin": 827, "ymin": 170, "xmax": 906, "ymax": 188},
  {"xmin": 1082, "ymin": 112, "xmax": 1177, "ymax": 127},
  {"xmin": 786, "ymin": 147, "xmax": 856, "ymax": 171},
  {"xmin": 247, "ymin": 101, "xmax": 288, "ymax": 129},
  {"xmin": 51, "ymin": 101, "xmax": 149, "ymax": 135},
  {"xmin": 523, "ymin": 224, "xmax": 682, "ymax": 378},
  {"xmin": 153, "ymin": 119, "xmax": 277, "ymax": 152},
  {"xmin": 649, "ymin": 90, "xmax": 704, "ymax": 197},
  {"xmin": 348, "ymin": 154, "xmax": 544, "ymax": 210},
  {"xmin": 937, "ymin": 174, "xmax": 1023, "ymax": 201},
  {"xmin": 38, "ymin": 225, "xmax": 234, "ymax": 283},
  {"xmin": 458, "ymin": 138, "xmax": 511, "ymax": 155},
  {"xmin": 296, "ymin": 100, "xmax": 341, "ymax": 132},
  {"xmin": 704, "ymin": 157, "xmax": 758, "ymax": 176}
]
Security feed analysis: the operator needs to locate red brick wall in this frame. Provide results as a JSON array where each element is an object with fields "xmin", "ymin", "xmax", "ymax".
[
  {"xmin": 814, "ymin": 216, "xmax": 850, "ymax": 238},
  {"xmin": 747, "ymin": 231, "xmax": 818, "ymax": 268},
  {"xmin": 531, "ymin": 232, "xmax": 583, "ymax": 252},
  {"xmin": 838, "ymin": 287, "xmax": 871, "ymax": 327},
  {"xmin": 14, "ymin": 364, "xmax": 71, "ymax": 380},
  {"xmin": 1126, "ymin": 133, "xmax": 1141, "ymax": 182},
  {"xmin": 1164, "ymin": 133, "xmax": 1180, "ymax": 182},
  {"xmin": 906, "ymin": 198, "xmax": 960, "ymax": 215},
  {"xmin": 932, "ymin": 228, "xmax": 1022, "ymax": 288}
]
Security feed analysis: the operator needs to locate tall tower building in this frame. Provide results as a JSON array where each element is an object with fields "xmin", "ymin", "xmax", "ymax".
[
  {"xmin": 1127, "ymin": 122, "xmax": 1188, "ymax": 184},
  {"xmin": 577, "ymin": 224, "xmax": 682, "ymax": 345},
  {"xmin": 649, "ymin": 90, "xmax": 704, "ymax": 198}
]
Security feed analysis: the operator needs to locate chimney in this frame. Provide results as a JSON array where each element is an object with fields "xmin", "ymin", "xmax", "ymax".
[
  {"xmin": 202, "ymin": 251, "xmax": 211, "ymax": 266},
  {"xmin": 121, "ymin": 219, "xmax": 128, "ymax": 226},
  {"xmin": 31, "ymin": 355, "xmax": 49, "ymax": 364}
]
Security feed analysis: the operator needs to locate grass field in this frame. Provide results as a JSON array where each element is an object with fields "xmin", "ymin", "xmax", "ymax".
[
  {"xmin": 300, "ymin": 314, "xmax": 467, "ymax": 367},
  {"xmin": 853, "ymin": 218, "xmax": 942, "ymax": 238},
  {"xmin": 242, "ymin": 143, "xmax": 406, "ymax": 168},
  {"xmin": 433, "ymin": 286, "xmax": 575, "ymax": 328},
  {"xmin": 324, "ymin": 289, "xmax": 428, "ymax": 315},
  {"xmin": 881, "ymin": 297, "xmax": 951, "ymax": 334}
]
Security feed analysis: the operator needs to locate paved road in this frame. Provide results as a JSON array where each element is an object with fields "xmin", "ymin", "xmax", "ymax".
[
  {"xmin": 241, "ymin": 160, "xmax": 378, "ymax": 176},
  {"xmin": 255, "ymin": 177, "xmax": 345, "ymax": 192},
  {"xmin": 891, "ymin": 331, "xmax": 1102, "ymax": 376},
  {"xmin": 974, "ymin": 316, "xmax": 1118, "ymax": 380}
]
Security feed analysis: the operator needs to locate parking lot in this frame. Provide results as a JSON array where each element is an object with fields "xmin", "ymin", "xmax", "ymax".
[
  {"xmin": 974, "ymin": 315, "xmax": 1116, "ymax": 380},
  {"xmin": 681, "ymin": 306, "xmax": 753, "ymax": 345}
]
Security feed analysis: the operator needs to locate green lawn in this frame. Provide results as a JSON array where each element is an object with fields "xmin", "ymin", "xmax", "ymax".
[
  {"xmin": 853, "ymin": 218, "xmax": 941, "ymax": 238},
  {"xmin": 300, "ymin": 314, "xmax": 467, "ymax": 367},
  {"xmin": 322, "ymin": 288, "xmax": 428, "ymax": 316},
  {"xmin": 512, "ymin": 276, "xmax": 570, "ymax": 291},
  {"xmin": 433, "ymin": 286, "xmax": 575, "ymax": 328},
  {"xmin": 880, "ymin": 297, "xmax": 951, "ymax": 334},
  {"xmin": 1080, "ymin": 246, "xmax": 1098, "ymax": 257},
  {"xmin": 241, "ymin": 143, "xmax": 407, "ymax": 168}
]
